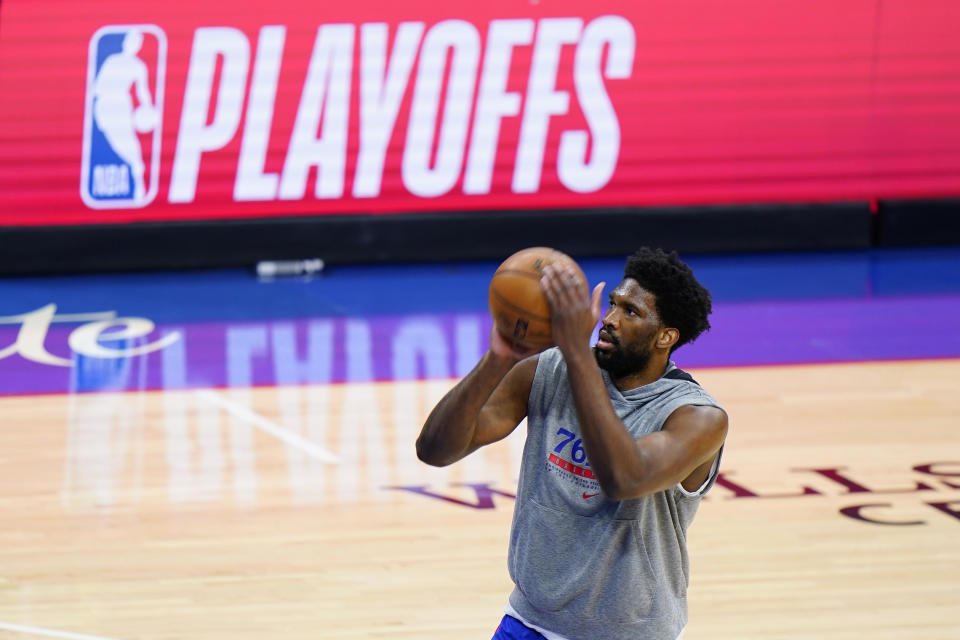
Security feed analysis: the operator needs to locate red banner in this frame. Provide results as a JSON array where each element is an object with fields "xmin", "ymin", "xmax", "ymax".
[{"xmin": 1, "ymin": 0, "xmax": 958, "ymax": 227}]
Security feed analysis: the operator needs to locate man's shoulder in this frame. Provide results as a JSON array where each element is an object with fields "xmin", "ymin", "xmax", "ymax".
[{"xmin": 535, "ymin": 347, "xmax": 565, "ymax": 375}]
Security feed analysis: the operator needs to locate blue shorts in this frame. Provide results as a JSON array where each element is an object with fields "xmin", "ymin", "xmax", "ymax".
[{"xmin": 492, "ymin": 615, "xmax": 547, "ymax": 639}]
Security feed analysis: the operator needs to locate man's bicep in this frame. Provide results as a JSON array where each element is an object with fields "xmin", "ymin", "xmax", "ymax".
[
  {"xmin": 635, "ymin": 404, "xmax": 728, "ymax": 494},
  {"xmin": 470, "ymin": 355, "xmax": 538, "ymax": 450}
]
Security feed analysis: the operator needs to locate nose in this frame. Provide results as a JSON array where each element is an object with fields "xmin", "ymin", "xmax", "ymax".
[{"xmin": 602, "ymin": 306, "xmax": 618, "ymax": 328}]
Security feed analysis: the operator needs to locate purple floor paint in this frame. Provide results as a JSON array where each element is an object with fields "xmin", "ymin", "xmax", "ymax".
[{"xmin": 2, "ymin": 294, "xmax": 958, "ymax": 396}]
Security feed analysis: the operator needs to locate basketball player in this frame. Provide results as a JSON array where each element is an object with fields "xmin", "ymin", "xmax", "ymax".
[
  {"xmin": 416, "ymin": 248, "xmax": 728, "ymax": 640},
  {"xmin": 93, "ymin": 29, "xmax": 156, "ymax": 200}
]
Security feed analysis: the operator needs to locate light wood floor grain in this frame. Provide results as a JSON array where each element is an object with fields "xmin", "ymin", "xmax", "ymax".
[{"xmin": 0, "ymin": 359, "xmax": 957, "ymax": 639}]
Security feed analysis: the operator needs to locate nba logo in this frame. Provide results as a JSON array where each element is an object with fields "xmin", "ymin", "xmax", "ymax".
[{"xmin": 81, "ymin": 25, "xmax": 166, "ymax": 208}]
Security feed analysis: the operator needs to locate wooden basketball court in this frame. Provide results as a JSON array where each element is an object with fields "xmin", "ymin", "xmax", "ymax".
[{"xmin": 0, "ymin": 357, "xmax": 957, "ymax": 639}]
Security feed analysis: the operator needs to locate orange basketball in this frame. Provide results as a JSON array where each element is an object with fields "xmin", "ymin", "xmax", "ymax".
[{"xmin": 488, "ymin": 247, "xmax": 587, "ymax": 350}]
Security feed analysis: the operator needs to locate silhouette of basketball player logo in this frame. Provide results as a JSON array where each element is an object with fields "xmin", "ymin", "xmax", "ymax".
[{"xmin": 82, "ymin": 25, "xmax": 167, "ymax": 208}]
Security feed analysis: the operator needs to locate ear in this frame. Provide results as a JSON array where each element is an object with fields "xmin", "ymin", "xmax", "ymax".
[{"xmin": 657, "ymin": 327, "xmax": 679, "ymax": 351}]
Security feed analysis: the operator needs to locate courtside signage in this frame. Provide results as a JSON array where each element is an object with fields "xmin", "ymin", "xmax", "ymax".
[
  {"xmin": 1, "ymin": 0, "xmax": 959, "ymax": 226},
  {"xmin": 163, "ymin": 18, "xmax": 633, "ymax": 204},
  {"xmin": 81, "ymin": 25, "xmax": 167, "ymax": 209}
]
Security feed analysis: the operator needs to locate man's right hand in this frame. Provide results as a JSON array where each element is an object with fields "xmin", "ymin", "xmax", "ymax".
[{"xmin": 489, "ymin": 326, "xmax": 542, "ymax": 361}]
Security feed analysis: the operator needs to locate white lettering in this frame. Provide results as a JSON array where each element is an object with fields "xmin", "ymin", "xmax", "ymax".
[
  {"xmin": 0, "ymin": 304, "xmax": 72, "ymax": 366},
  {"xmin": 223, "ymin": 328, "xmax": 267, "ymax": 504},
  {"xmin": 392, "ymin": 378, "xmax": 451, "ymax": 485},
  {"xmin": 345, "ymin": 319, "xmax": 373, "ymax": 382},
  {"xmin": 92, "ymin": 164, "xmax": 131, "ymax": 196},
  {"xmin": 454, "ymin": 314, "xmax": 484, "ymax": 377},
  {"xmin": 164, "ymin": 16, "xmax": 635, "ymax": 204},
  {"xmin": 353, "ymin": 22, "xmax": 425, "ymax": 198},
  {"xmin": 391, "ymin": 319, "xmax": 449, "ymax": 380},
  {"xmin": 222, "ymin": 388, "xmax": 259, "ymax": 505},
  {"xmin": 161, "ymin": 327, "xmax": 187, "ymax": 388},
  {"xmin": 226, "ymin": 325, "xmax": 268, "ymax": 387},
  {"xmin": 279, "ymin": 24, "xmax": 355, "ymax": 200},
  {"xmin": 558, "ymin": 16, "xmax": 634, "ymax": 193},
  {"xmin": 270, "ymin": 321, "xmax": 335, "ymax": 502},
  {"xmin": 170, "ymin": 27, "xmax": 250, "ymax": 203},
  {"xmin": 165, "ymin": 390, "xmax": 225, "ymax": 502},
  {"xmin": 278, "ymin": 384, "xmax": 332, "ymax": 503},
  {"xmin": 402, "ymin": 20, "xmax": 481, "ymax": 197},
  {"xmin": 512, "ymin": 18, "xmax": 582, "ymax": 193},
  {"xmin": 68, "ymin": 317, "xmax": 181, "ymax": 359},
  {"xmin": 338, "ymin": 381, "xmax": 389, "ymax": 502},
  {"xmin": 339, "ymin": 321, "xmax": 385, "ymax": 501},
  {"xmin": 271, "ymin": 321, "xmax": 334, "ymax": 384},
  {"xmin": 463, "ymin": 20, "xmax": 534, "ymax": 195},
  {"xmin": 64, "ymin": 388, "xmax": 144, "ymax": 508},
  {"xmin": 234, "ymin": 25, "xmax": 286, "ymax": 201}
]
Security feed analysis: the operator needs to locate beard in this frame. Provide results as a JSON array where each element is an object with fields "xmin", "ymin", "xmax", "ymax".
[{"xmin": 593, "ymin": 337, "xmax": 653, "ymax": 379}]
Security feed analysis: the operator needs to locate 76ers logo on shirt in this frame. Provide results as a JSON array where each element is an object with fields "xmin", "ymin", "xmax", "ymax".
[
  {"xmin": 548, "ymin": 427, "xmax": 603, "ymax": 499},
  {"xmin": 81, "ymin": 25, "xmax": 166, "ymax": 208}
]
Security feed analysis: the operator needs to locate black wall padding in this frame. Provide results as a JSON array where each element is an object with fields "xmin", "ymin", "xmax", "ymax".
[
  {"xmin": 0, "ymin": 200, "xmax": 883, "ymax": 275},
  {"xmin": 874, "ymin": 199, "xmax": 960, "ymax": 247}
]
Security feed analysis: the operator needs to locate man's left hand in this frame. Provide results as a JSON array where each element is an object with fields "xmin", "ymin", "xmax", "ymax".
[{"xmin": 540, "ymin": 264, "xmax": 605, "ymax": 354}]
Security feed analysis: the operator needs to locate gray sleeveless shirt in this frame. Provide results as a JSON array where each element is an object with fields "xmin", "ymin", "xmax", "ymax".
[{"xmin": 507, "ymin": 348, "xmax": 724, "ymax": 640}]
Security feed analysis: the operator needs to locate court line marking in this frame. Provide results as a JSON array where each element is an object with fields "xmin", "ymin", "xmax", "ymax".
[
  {"xmin": 0, "ymin": 621, "xmax": 124, "ymax": 640},
  {"xmin": 196, "ymin": 389, "xmax": 341, "ymax": 464}
]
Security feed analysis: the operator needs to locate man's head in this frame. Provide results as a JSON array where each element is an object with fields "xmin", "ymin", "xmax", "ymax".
[
  {"xmin": 594, "ymin": 248, "xmax": 712, "ymax": 378},
  {"xmin": 122, "ymin": 30, "xmax": 144, "ymax": 55}
]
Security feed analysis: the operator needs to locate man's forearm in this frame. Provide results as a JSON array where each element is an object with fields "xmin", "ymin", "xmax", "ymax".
[
  {"xmin": 416, "ymin": 351, "xmax": 515, "ymax": 466},
  {"xmin": 562, "ymin": 345, "xmax": 647, "ymax": 499}
]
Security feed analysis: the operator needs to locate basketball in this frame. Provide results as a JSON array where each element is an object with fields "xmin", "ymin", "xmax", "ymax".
[
  {"xmin": 488, "ymin": 247, "xmax": 587, "ymax": 350},
  {"xmin": 133, "ymin": 105, "xmax": 158, "ymax": 133}
]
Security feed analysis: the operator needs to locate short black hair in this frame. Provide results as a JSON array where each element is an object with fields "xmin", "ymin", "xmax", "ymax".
[{"xmin": 623, "ymin": 248, "xmax": 712, "ymax": 352}]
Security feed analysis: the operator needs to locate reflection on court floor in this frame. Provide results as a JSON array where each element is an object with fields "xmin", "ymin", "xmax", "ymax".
[
  {"xmin": 0, "ymin": 248, "xmax": 959, "ymax": 639},
  {"xmin": 60, "ymin": 381, "xmax": 526, "ymax": 511}
]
